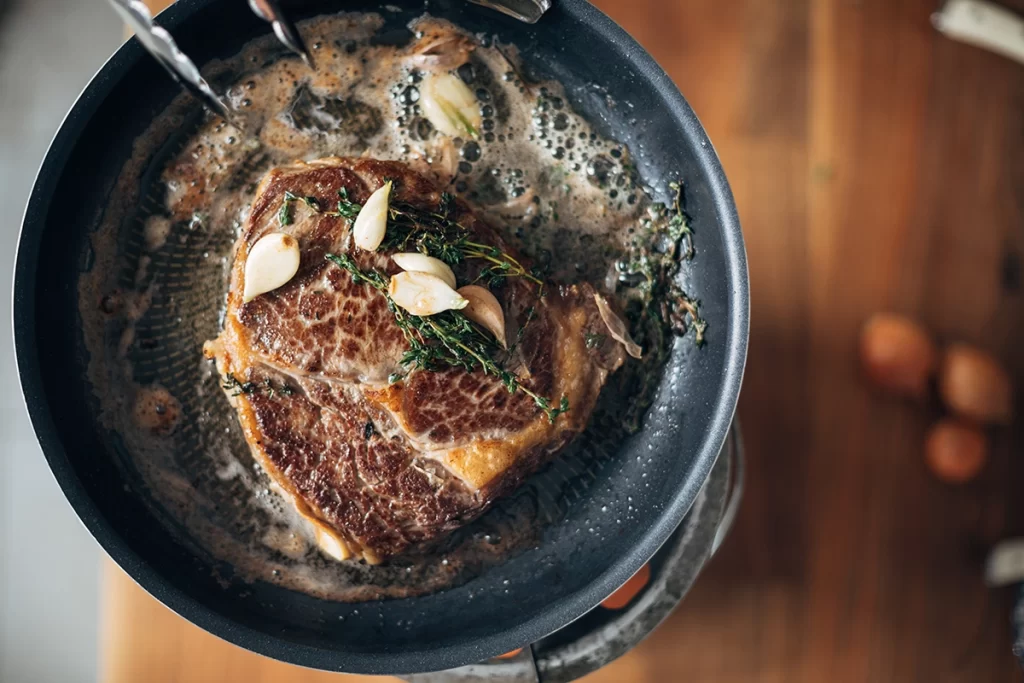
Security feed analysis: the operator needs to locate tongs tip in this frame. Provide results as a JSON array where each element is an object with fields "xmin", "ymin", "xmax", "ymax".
[{"xmin": 250, "ymin": 0, "xmax": 315, "ymax": 69}]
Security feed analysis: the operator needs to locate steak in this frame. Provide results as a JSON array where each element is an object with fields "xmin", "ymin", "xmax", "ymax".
[{"xmin": 205, "ymin": 157, "xmax": 624, "ymax": 563}]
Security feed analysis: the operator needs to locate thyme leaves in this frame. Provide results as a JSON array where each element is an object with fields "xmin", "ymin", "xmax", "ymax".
[
  {"xmin": 381, "ymin": 197, "xmax": 543, "ymax": 289},
  {"xmin": 279, "ymin": 188, "xmax": 361, "ymax": 227},
  {"xmin": 279, "ymin": 186, "xmax": 564, "ymax": 421},
  {"xmin": 221, "ymin": 373, "xmax": 294, "ymax": 398},
  {"xmin": 324, "ymin": 252, "xmax": 568, "ymax": 423},
  {"xmin": 666, "ymin": 181, "xmax": 695, "ymax": 261},
  {"xmin": 330, "ymin": 187, "xmax": 362, "ymax": 219},
  {"xmin": 279, "ymin": 191, "xmax": 321, "ymax": 226},
  {"xmin": 621, "ymin": 180, "xmax": 707, "ymax": 346}
]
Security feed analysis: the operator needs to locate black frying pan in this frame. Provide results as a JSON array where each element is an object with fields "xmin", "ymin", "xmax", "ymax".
[{"xmin": 13, "ymin": 0, "xmax": 747, "ymax": 674}]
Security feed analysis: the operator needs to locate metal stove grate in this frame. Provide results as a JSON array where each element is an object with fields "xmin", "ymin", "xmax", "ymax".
[{"xmin": 402, "ymin": 422, "xmax": 742, "ymax": 683}]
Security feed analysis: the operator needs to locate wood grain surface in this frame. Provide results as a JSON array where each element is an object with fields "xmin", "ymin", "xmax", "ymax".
[{"xmin": 105, "ymin": 0, "xmax": 1024, "ymax": 680}]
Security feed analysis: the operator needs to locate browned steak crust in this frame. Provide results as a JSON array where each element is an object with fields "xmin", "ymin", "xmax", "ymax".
[{"xmin": 206, "ymin": 157, "xmax": 623, "ymax": 563}]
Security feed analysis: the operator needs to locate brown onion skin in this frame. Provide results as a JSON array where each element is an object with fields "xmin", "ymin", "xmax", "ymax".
[
  {"xmin": 859, "ymin": 313, "xmax": 938, "ymax": 399},
  {"xmin": 924, "ymin": 418, "xmax": 988, "ymax": 483},
  {"xmin": 938, "ymin": 344, "xmax": 1013, "ymax": 425}
]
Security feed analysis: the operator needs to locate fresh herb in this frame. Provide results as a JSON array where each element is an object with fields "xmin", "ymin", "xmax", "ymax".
[
  {"xmin": 620, "ymin": 180, "xmax": 706, "ymax": 346},
  {"xmin": 327, "ymin": 186, "xmax": 362, "ymax": 220},
  {"xmin": 328, "ymin": 252, "xmax": 388, "ymax": 288},
  {"xmin": 222, "ymin": 373, "xmax": 256, "ymax": 396},
  {"xmin": 671, "ymin": 293, "xmax": 707, "ymax": 346},
  {"xmin": 666, "ymin": 182, "xmax": 695, "ymax": 261},
  {"xmin": 382, "ymin": 197, "xmax": 543, "ymax": 289},
  {"xmin": 597, "ymin": 179, "xmax": 708, "ymax": 435},
  {"xmin": 585, "ymin": 332, "xmax": 607, "ymax": 349},
  {"xmin": 438, "ymin": 191, "xmax": 455, "ymax": 218},
  {"xmin": 221, "ymin": 373, "xmax": 294, "ymax": 398},
  {"xmin": 279, "ymin": 191, "xmax": 322, "ymax": 226},
  {"xmin": 282, "ymin": 189, "xmax": 540, "ymax": 291},
  {"xmin": 325, "ymin": 253, "xmax": 568, "ymax": 422},
  {"xmin": 470, "ymin": 242, "xmax": 544, "ymax": 289},
  {"xmin": 279, "ymin": 186, "xmax": 562, "ymax": 420},
  {"xmin": 261, "ymin": 377, "xmax": 294, "ymax": 397}
]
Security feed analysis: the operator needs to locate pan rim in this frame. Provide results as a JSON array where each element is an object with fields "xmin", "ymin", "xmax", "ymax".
[{"xmin": 12, "ymin": 0, "xmax": 749, "ymax": 674}]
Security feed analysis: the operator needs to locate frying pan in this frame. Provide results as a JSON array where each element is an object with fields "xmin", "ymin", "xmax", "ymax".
[{"xmin": 13, "ymin": 0, "xmax": 748, "ymax": 674}]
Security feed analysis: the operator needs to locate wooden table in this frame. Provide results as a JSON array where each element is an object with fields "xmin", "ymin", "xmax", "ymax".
[{"xmin": 105, "ymin": 1, "xmax": 1024, "ymax": 680}]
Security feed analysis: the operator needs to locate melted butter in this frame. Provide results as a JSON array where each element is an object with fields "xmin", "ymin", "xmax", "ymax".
[
  {"xmin": 79, "ymin": 12, "xmax": 655, "ymax": 602},
  {"xmin": 162, "ymin": 15, "xmax": 642, "ymax": 285}
]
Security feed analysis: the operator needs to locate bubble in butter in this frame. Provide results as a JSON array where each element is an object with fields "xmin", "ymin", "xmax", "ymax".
[{"xmin": 132, "ymin": 385, "xmax": 181, "ymax": 436}]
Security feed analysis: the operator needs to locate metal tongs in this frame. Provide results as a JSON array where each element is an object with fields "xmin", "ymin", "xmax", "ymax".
[
  {"xmin": 108, "ymin": 0, "xmax": 314, "ymax": 119},
  {"xmin": 108, "ymin": 0, "xmax": 553, "ymax": 118},
  {"xmin": 108, "ymin": 0, "xmax": 234, "ymax": 119},
  {"xmin": 247, "ymin": 0, "xmax": 313, "ymax": 67}
]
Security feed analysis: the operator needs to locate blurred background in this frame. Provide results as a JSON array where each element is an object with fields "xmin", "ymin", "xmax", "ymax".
[
  {"xmin": 1, "ymin": 2, "xmax": 121, "ymax": 681},
  {"xmin": 2, "ymin": 0, "xmax": 1022, "ymax": 681}
]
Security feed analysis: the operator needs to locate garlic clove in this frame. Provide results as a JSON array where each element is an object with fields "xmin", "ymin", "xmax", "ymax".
[
  {"xmin": 389, "ymin": 271, "xmax": 468, "ymax": 316},
  {"xmin": 420, "ymin": 72, "xmax": 481, "ymax": 138},
  {"xmin": 594, "ymin": 293, "xmax": 642, "ymax": 359},
  {"xmin": 410, "ymin": 33, "xmax": 475, "ymax": 70},
  {"xmin": 243, "ymin": 232, "xmax": 301, "ymax": 303},
  {"xmin": 458, "ymin": 285, "xmax": 506, "ymax": 347},
  {"xmin": 392, "ymin": 252, "xmax": 457, "ymax": 289},
  {"xmin": 353, "ymin": 180, "xmax": 392, "ymax": 251}
]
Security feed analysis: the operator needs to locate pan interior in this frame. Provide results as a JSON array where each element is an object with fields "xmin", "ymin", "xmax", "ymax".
[{"xmin": 16, "ymin": 0, "xmax": 745, "ymax": 673}]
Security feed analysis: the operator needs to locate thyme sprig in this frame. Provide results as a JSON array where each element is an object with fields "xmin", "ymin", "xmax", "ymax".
[
  {"xmin": 621, "ymin": 181, "xmax": 706, "ymax": 346},
  {"xmin": 666, "ymin": 181, "xmax": 695, "ymax": 261},
  {"xmin": 382, "ymin": 193, "xmax": 543, "ymax": 288},
  {"xmin": 463, "ymin": 240, "xmax": 543, "ymax": 288},
  {"xmin": 222, "ymin": 373, "xmax": 294, "ymax": 397},
  {"xmin": 325, "ymin": 253, "xmax": 568, "ymax": 422},
  {"xmin": 287, "ymin": 186, "xmax": 541, "ymax": 291},
  {"xmin": 280, "ymin": 188, "xmax": 361, "ymax": 227},
  {"xmin": 279, "ymin": 191, "xmax": 321, "ymax": 226},
  {"xmin": 328, "ymin": 187, "xmax": 362, "ymax": 219}
]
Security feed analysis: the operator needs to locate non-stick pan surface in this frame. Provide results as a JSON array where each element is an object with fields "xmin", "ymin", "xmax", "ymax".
[{"xmin": 13, "ymin": 0, "xmax": 747, "ymax": 674}]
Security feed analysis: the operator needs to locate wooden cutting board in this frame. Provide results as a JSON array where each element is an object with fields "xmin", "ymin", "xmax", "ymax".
[{"xmin": 105, "ymin": 1, "xmax": 1024, "ymax": 681}]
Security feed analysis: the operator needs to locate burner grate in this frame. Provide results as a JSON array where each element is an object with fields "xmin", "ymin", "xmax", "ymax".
[{"xmin": 402, "ymin": 422, "xmax": 742, "ymax": 683}]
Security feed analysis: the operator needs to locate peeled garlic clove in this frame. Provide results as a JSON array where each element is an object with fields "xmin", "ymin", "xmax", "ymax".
[
  {"xmin": 392, "ymin": 252, "xmax": 457, "ymax": 289},
  {"xmin": 353, "ymin": 180, "xmax": 392, "ymax": 251},
  {"xmin": 243, "ymin": 232, "xmax": 301, "ymax": 303},
  {"xmin": 420, "ymin": 72, "xmax": 481, "ymax": 138},
  {"xmin": 389, "ymin": 271, "xmax": 468, "ymax": 316},
  {"xmin": 458, "ymin": 285, "xmax": 506, "ymax": 347},
  {"xmin": 594, "ymin": 293, "xmax": 642, "ymax": 359}
]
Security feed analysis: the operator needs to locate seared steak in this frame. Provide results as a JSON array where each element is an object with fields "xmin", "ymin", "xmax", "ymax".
[{"xmin": 205, "ymin": 158, "xmax": 624, "ymax": 563}]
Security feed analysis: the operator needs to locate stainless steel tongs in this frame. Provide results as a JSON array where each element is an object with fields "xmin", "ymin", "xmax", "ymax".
[
  {"xmin": 108, "ymin": 0, "xmax": 553, "ymax": 120},
  {"xmin": 246, "ymin": 0, "xmax": 313, "ymax": 67}
]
